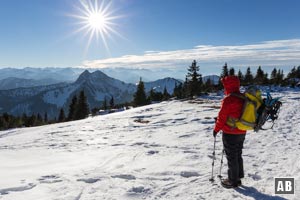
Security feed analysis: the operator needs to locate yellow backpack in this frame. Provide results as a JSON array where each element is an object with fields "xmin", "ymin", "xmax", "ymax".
[{"xmin": 226, "ymin": 86, "xmax": 263, "ymax": 131}]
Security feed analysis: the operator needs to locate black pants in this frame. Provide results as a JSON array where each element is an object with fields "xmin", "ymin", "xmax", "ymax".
[{"xmin": 222, "ymin": 133, "xmax": 246, "ymax": 184}]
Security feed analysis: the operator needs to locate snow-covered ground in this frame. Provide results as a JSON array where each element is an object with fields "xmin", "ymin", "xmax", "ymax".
[{"xmin": 0, "ymin": 89, "xmax": 299, "ymax": 200}]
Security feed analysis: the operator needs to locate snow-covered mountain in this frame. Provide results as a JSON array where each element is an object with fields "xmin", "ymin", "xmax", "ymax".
[
  {"xmin": 0, "ymin": 88, "xmax": 299, "ymax": 199},
  {"xmin": 0, "ymin": 70, "xmax": 181, "ymax": 118},
  {"xmin": 144, "ymin": 77, "xmax": 182, "ymax": 94}
]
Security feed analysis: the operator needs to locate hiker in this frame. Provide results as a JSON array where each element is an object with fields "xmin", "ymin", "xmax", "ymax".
[{"xmin": 213, "ymin": 75, "xmax": 246, "ymax": 188}]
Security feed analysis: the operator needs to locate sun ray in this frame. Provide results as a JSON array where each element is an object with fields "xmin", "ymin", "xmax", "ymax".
[
  {"xmin": 68, "ymin": 0, "xmax": 123, "ymax": 52},
  {"xmin": 84, "ymin": 28, "xmax": 96, "ymax": 56}
]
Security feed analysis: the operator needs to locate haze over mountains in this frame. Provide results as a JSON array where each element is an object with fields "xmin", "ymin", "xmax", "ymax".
[{"xmin": 0, "ymin": 67, "xmax": 185, "ymax": 87}]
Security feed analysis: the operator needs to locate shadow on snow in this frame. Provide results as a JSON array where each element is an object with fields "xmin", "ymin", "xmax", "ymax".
[{"xmin": 235, "ymin": 186, "xmax": 288, "ymax": 200}]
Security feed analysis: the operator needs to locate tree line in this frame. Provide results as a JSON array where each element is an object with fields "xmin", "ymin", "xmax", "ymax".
[
  {"xmin": 181, "ymin": 61, "xmax": 300, "ymax": 97},
  {"xmin": 0, "ymin": 90, "xmax": 90, "ymax": 130},
  {"xmin": 1, "ymin": 62, "xmax": 300, "ymax": 130},
  {"xmin": 133, "ymin": 61, "xmax": 300, "ymax": 105}
]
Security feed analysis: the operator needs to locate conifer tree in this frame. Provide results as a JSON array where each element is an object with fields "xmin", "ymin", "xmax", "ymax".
[
  {"xmin": 186, "ymin": 60, "xmax": 202, "ymax": 97},
  {"xmin": 270, "ymin": 68, "xmax": 278, "ymax": 85},
  {"xmin": 109, "ymin": 96, "xmax": 115, "ymax": 109},
  {"xmin": 263, "ymin": 72, "xmax": 269, "ymax": 85},
  {"xmin": 162, "ymin": 87, "xmax": 171, "ymax": 101},
  {"xmin": 44, "ymin": 112, "xmax": 48, "ymax": 123},
  {"xmin": 276, "ymin": 69, "xmax": 284, "ymax": 85},
  {"xmin": 75, "ymin": 90, "xmax": 90, "ymax": 120},
  {"xmin": 221, "ymin": 63, "xmax": 229, "ymax": 78},
  {"xmin": 58, "ymin": 108, "xmax": 66, "ymax": 122},
  {"xmin": 133, "ymin": 78, "xmax": 148, "ymax": 106},
  {"xmin": 204, "ymin": 78, "xmax": 214, "ymax": 92},
  {"xmin": 217, "ymin": 63, "xmax": 229, "ymax": 89},
  {"xmin": 36, "ymin": 113, "xmax": 43, "ymax": 125},
  {"xmin": 173, "ymin": 83, "xmax": 184, "ymax": 99},
  {"xmin": 287, "ymin": 66, "xmax": 298, "ymax": 86},
  {"xmin": 244, "ymin": 67, "xmax": 254, "ymax": 85},
  {"xmin": 22, "ymin": 113, "xmax": 29, "ymax": 127},
  {"xmin": 254, "ymin": 66, "xmax": 265, "ymax": 85},
  {"xmin": 0, "ymin": 115, "xmax": 9, "ymax": 130},
  {"xmin": 102, "ymin": 97, "xmax": 108, "ymax": 110},
  {"xmin": 148, "ymin": 88, "xmax": 163, "ymax": 102},
  {"xmin": 68, "ymin": 95, "xmax": 78, "ymax": 121},
  {"xmin": 237, "ymin": 69, "xmax": 244, "ymax": 85},
  {"xmin": 297, "ymin": 66, "xmax": 300, "ymax": 78},
  {"xmin": 149, "ymin": 88, "xmax": 155, "ymax": 102},
  {"xmin": 28, "ymin": 114, "xmax": 37, "ymax": 127},
  {"xmin": 287, "ymin": 66, "xmax": 297, "ymax": 79}
]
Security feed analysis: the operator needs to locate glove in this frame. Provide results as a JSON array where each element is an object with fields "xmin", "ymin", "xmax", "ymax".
[
  {"xmin": 213, "ymin": 130, "xmax": 218, "ymax": 137},
  {"xmin": 214, "ymin": 117, "xmax": 217, "ymax": 123}
]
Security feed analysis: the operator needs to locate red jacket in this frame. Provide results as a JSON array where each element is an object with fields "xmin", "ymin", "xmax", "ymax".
[{"xmin": 214, "ymin": 76, "xmax": 246, "ymax": 135}]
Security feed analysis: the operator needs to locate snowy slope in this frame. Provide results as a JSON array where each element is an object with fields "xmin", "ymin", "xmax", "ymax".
[{"xmin": 0, "ymin": 89, "xmax": 299, "ymax": 200}]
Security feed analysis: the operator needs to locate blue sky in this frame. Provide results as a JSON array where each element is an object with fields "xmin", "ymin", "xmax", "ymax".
[{"xmin": 0, "ymin": 0, "xmax": 299, "ymax": 77}]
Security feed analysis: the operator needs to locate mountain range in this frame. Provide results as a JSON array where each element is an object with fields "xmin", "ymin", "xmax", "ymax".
[
  {"xmin": 0, "ymin": 77, "xmax": 62, "ymax": 90},
  {"xmin": 0, "ymin": 67, "xmax": 174, "ymax": 87},
  {"xmin": 0, "ymin": 67, "xmax": 219, "ymax": 89},
  {"xmin": 0, "ymin": 70, "xmax": 181, "ymax": 119}
]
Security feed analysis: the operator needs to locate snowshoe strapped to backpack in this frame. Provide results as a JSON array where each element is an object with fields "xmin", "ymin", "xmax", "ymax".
[{"xmin": 254, "ymin": 92, "xmax": 282, "ymax": 132}]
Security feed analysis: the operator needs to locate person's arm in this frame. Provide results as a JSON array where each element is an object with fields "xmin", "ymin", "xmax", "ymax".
[{"xmin": 214, "ymin": 97, "xmax": 230, "ymax": 133}]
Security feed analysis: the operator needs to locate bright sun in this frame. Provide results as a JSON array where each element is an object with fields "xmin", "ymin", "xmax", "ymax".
[
  {"xmin": 69, "ymin": 0, "xmax": 122, "ymax": 52},
  {"xmin": 88, "ymin": 12, "xmax": 107, "ymax": 30}
]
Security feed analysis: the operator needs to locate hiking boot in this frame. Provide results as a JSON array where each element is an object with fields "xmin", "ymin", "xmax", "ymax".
[
  {"xmin": 237, "ymin": 179, "xmax": 242, "ymax": 186},
  {"xmin": 221, "ymin": 179, "xmax": 238, "ymax": 189}
]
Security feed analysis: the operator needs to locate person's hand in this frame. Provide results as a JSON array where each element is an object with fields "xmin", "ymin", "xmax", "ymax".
[
  {"xmin": 213, "ymin": 130, "xmax": 218, "ymax": 137},
  {"xmin": 214, "ymin": 117, "xmax": 217, "ymax": 122}
]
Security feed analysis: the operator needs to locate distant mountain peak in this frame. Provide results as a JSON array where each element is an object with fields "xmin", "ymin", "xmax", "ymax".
[
  {"xmin": 92, "ymin": 70, "xmax": 110, "ymax": 79},
  {"xmin": 75, "ymin": 70, "xmax": 110, "ymax": 84}
]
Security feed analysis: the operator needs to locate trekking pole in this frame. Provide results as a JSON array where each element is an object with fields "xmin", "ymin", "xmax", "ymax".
[
  {"xmin": 218, "ymin": 148, "xmax": 225, "ymax": 179},
  {"xmin": 209, "ymin": 136, "xmax": 216, "ymax": 182}
]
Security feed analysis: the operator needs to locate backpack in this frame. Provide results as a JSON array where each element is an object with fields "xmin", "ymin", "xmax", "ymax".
[
  {"xmin": 226, "ymin": 86, "xmax": 263, "ymax": 131},
  {"xmin": 226, "ymin": 86, "xmax": 282, "ymax": 132}
]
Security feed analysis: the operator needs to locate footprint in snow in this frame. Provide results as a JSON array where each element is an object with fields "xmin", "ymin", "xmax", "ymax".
[
  {"xmin": 248, "ymin": 173, "xmax": 262, "ymax": 181},
  {"xmin": 38, "ymin": 175, "xmax": 62, "ymax": 184},
  {"xmin": 180, "ymin": 171, "xmax": 200, "ymax": 178},
  {"xmin": 111, "ymin": 143, "xmax": 125, "ymax": 147},
  {"xmin": 200, "ymin": 121, "xmax": 215, "ymax": 124},
  {"xmin": 183, "ymin": 150, "xmax": 197, "ymax": 154},
  {"xmin": 179, "ymin": 133, "xmax": 195, "ymax": 138},
  {"xmin": 147, "ymin": 150, "xmax": 159, "ymax": 155},
  {"xmin": 57, "ymin": 125, "xmax": 71, "ymax": 129},
  {"xmin": 0, "ymin": 183, "xmax": 36, "ymax": 195},
  {"xmin": 111, "ymin": 174, "xmax": 136, "ymax": 180},
  {"xmin": 191, "ymin": 118, "xmax": 202, "ymax": 122},
  {"xmin": 77, "ymin": 178, "xmax": 101, "ymax": 184},
  {"xmin": 149, "ymin": 143, "xmax": 162, "ymax": 147},
  {"xmin": 127, "ymin": 186, "xmax": 151, "ymax": 194}
]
